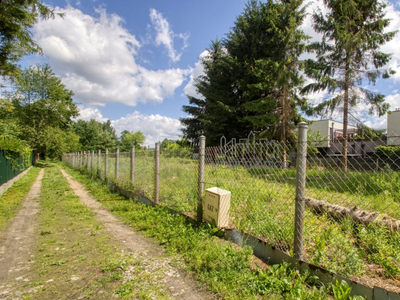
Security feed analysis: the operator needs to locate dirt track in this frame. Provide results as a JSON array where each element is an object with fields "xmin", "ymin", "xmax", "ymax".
[
  {"xmin": 0, "ymin": 168, "xmax": 44, "ymax": 284},
  {"xmin": 0, "ymin": 167, "xmax": 214, "ymax": 299}
]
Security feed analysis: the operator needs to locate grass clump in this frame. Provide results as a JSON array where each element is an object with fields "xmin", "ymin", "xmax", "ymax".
[{"xmin": 0, "ymin": 166, "xmax": 40, "ymax": 231}]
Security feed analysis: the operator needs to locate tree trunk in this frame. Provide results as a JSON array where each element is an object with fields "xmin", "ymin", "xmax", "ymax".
[
  {"xmin": 305, "ymin": 197, "xmax": 400, "ymax": 232},
  {"xmin": 281, "ymin": 88, "xmax": 287, "ymax": 168},
  {"xmin": 342, "ymin": 62, "xmax": 350, "ymax": 173}
]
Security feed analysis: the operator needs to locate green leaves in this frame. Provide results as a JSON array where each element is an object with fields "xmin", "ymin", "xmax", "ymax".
[
  {"xmin": 0, "ymin": 0, "xmax": 56, "ymax": 78},
  {"xmin": 182, "ymin": 0, "xmax": 309, "ymax": 145}
]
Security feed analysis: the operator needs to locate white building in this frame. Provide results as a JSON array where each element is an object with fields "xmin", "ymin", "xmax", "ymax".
[
  {"xmin": 308, "ymin": 119, "xmax": 358, "ymax": 148},
  {"xmin": 387, "ymin": 110, "xmax": 400, "ymax": 146}
]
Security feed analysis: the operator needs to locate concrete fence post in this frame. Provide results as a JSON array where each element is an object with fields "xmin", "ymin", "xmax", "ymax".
[
  {"xmin": 155, "ymin": 142, "xmax": 160, "ymax": 203},
  {"xmin": 131, "ymin": 146, "xmax": 135, "ymax": 183},
  {"xmin": 197, "ymin": 135, "xmax": 206, "ymax": 222},
  {"xmin": 294, "ymin": 122, "xmax": 308, "ymax": 261},
  {"xmin": 79, "ymin": 152, "xmax": 82, "ymax": 168},
  {"xmin": 105, "ymin": 149, "xmax": 109, "ymax": 180},
  {"xmin": 115, "ymin": 147, "xmax": 119, "ymax": 180}
]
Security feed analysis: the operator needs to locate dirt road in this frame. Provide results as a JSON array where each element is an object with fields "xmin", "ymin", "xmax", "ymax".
[{"xmin": 0, "ymin": 167, "xmax": 214, "ymax": 299}]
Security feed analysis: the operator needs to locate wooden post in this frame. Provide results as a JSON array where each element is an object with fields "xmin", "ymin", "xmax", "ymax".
[
  {"xmin": 155, "ymin": 142, "xmax": 160, "ymax": 203},
  {"xmin": 131, "ymin": 146, "xmax": 135, "ymax": 183}
]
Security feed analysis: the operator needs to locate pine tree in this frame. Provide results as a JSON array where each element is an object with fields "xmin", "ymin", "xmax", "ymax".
[
  {"xmin": 225, "ymin": 0, "xmax": 308, "ymax": 145},
  {"xmin": 181, "ymin": 1, "xmax": 309, "ymax": 146},
  {"xmin": 304, "ymin": 0, "xmax": 396, "ymax": 172}
]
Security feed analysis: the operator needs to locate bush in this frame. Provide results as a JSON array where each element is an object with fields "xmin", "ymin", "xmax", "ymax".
[{"xmin": 375, "ymin": 145, "xmax": 400, "ymax": 158}]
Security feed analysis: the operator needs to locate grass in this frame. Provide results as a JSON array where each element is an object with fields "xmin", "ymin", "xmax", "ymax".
[
  {"xmin": 15, "ymin": 164, "xmax": 174, "ymax": 299},
  {"xmin": 0, "ymin": 166, "xmax": 40, "ymax": 231},
  {"xmin": 61, "ymin": 162, "xmax": 369, "ymax": 300},
  {"xmin": 65, "ymin": 152, "xmax": 400, "ymax": 283}
]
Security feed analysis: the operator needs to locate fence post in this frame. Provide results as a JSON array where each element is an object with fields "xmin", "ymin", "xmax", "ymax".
[
  {"xmin": 105, "ymin": 149, "xmax": 108, "ymax": 180},
  {"xmin": 115, "ymin": 147, "xmax": 119, "ymax": 180},
  {"xmin": 197, "ymin": 135, "xmax": 206, "ymax": 222},
  {"xmin": 87, "ymin": 150, "xmax": 90, "ymax": 172},
  {"xmin": 155, "ymin": 142, "xmax": 160, "ymax": 203},
  {"xmin": 294, "ymin": 122, "xmax": 308, "ymax": 261},
  {"xmin": 98, "ymin": 149, "xmax": 101, "ymax": 177},
  {"xmin": 131, "ymin": 145, "xmax": 135, "ymax": 183},
  {"xmin": 91, "ymin": 150, "xmax": 95, "ymax": 175},
  {"xmin": 79, "ymin": 152, "xmax": 82, "ymax": 168}
]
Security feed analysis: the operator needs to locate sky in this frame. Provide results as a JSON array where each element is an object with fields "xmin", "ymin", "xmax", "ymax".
[{"xmin": 20, "ymin": 0, "xmax": 400, "ymax": 146}]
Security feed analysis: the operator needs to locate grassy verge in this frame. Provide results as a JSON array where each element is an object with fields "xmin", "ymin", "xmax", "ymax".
[
  {"xmin": 79, "ymin": 154, "xmax": 400, "ymax": 281},
  {"xmin": 17, "ymin": 164, "xmax": 173, "ymax": 299},
  {"xmin": 0, "ymin": 166, "xmax": 40, "ymax": 231},
  {"xmin": 61, "ymin": 162, "xmax": 358, "ymax": 300}
]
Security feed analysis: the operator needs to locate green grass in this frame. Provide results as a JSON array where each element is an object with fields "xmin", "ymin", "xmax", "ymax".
[
  {"xmin": 61, "ymin": 162, "xmax": 370, "ymax": 300},
  {"xmin": 66, "ymin": 153, "xmax": 400, "ymax": 282},
  {"xmin": 15, "ymin": 164, "xmax": 173, "ymax": 299},
  {"xmin": 0, "ymin": 166, "xmax": 40, "ymax": 231}
]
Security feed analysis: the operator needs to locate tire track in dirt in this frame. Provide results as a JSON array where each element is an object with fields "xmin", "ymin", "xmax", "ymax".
[
  {"xmin": 0, "ymin": 168, "xmax": 44, "ymax": 284},
  {"xmin": 59, "ymin": 168, "xmax": 216, "ymax": 300}
]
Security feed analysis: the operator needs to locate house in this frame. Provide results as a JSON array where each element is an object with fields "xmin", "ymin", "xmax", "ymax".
[
  {"xmin": 308, "ymin": 119, "xmax": 358, "ymax": 149},
  {"xmin": 387, "ymin": 110, "xmax": 400, "ymax": 146},
  {"xmin": 308, "ymin": 119, "xmax": 385, "ymax": 156}
]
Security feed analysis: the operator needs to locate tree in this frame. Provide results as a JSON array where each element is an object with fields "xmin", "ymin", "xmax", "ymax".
[
  {"xmin": 72, "ymin": 119, "xmax": 118, "ymax": 151},
  {"xmin": 119, "ymin": 131, "xmax": 145, "ymax": 152},
  {"xmin": 181, "ymin": 0, "xmax": 308, "ymax": 146},
  {"xmin": 10, "ymin": 63, "xmax": 78, "ymax": 157},
  {"xmin": 0, "ymin": 0, "xmax": 59, "ymax": 78},
  {"xmin": 303, "ymin": 0, "xmax": 396, "ymax": 172}
]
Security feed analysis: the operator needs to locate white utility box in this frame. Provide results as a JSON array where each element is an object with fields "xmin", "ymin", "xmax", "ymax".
[{"xmin": 203, "ymin": 187, "xmax": 231, "ymax": 228}]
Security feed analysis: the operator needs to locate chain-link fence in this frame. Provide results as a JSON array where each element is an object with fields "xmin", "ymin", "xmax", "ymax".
[
  {"xmin": 304, "ymin": 134, "xmax": 400, "ymax": 281},
  {"xmin": 62, "ymin": 127, "xmax": 400, "ymax": 288}
]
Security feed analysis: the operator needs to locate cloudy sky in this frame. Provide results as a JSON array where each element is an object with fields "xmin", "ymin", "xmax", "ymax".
[{"xmin": 23, "ymin": 0, "xmax": 400, "ymax": 146}]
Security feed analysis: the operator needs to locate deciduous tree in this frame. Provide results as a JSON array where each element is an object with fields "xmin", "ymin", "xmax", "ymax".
[{"xmin": 0, "ymin": 0, "xmax": 59, "ymax": 77}]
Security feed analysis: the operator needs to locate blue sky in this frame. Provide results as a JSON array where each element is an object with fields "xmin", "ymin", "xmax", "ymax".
[{"xmin": 22, "ymin": 0, "xmax": 400, "ymax": 146}]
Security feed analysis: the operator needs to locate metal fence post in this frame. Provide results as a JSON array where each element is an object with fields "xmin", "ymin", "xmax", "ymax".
[
  {"xmin": 155, "ymin": 142, "xmax": 160, "ymax": 203},
  {"xmin": 115, "ymin": 147, "xmax": 119, "ymax": 180},
  {"xmin": 105, "ymin": 149, "xmax": 108, "ymax": 180},
  {"xmin": 197, "ymin": 135, "xmax": 206, "ymax": 222},
  {"xmin": 294, "ymin": 122, "xmax": 308, "ymax": 261},
  {"xmin": 131, "ymin": 146, "xmax": 135, "ymax": 183}
]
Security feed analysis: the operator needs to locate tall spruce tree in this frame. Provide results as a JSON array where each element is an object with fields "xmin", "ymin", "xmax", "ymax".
[
  {"xmin": 182, "ymin": 40, "xmax": 250, "ymax": 145},
  {"xmin": 303, "ymin": 0, "xmax": 396, "ymax": 172},
  {"xmin": 181, "ymin": 0, "xmax": 308, "ymax": 146}
]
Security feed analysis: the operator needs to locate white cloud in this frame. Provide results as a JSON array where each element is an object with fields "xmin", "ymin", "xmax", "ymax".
[
  {"xmin": 75, "ymin": 106, "xmax": 183, "ymax": 147},
  {"xmin": 112, "ymin": 111, "xmax": 183, "ymax": 147},
  {"xmin": 33, "ymin": 6, "xmax": 189, "ymax": 106},
  {"xmin": 183, "ymin": 50, "xmax": 208, "ymax": 99},
  {"xmin": 76, "ymin": 105, "xmax": 107, "ymax": 123},
  {"xmin": 149, "ymin": 8, "xmax": 189, "ymax": 63}
]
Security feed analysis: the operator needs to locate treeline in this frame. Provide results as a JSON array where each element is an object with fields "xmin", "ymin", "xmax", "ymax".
[
  {"xmin": 0, "ymin": 0, "xmax": 150, "ymax": 160},
  {"xmin": 0, "ymin": 64, "xmax": 147, "ymax": 158},
  {"xmin": 181, "ymin": 0, "xmax": 395, "ymax": 172}
]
